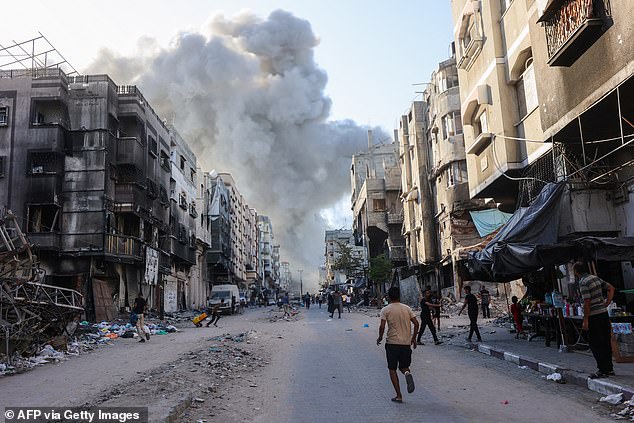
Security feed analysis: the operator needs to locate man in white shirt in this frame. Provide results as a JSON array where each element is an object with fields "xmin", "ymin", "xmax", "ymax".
[{"xmin": 376, "ymin": 287, "xmax": 420, "ymax": 403}]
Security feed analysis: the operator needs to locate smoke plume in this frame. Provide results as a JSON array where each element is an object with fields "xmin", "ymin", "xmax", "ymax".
[{"xmin": 86, "ymin": 10, "xmax": 388, "ymax": 288}]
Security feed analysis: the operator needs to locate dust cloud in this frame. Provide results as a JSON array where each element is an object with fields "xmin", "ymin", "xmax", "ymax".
[{"xmin": 86, "ymin": 10, "xmax": 388, "ymax": 287}]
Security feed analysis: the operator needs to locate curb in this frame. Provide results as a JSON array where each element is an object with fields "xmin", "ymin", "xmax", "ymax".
[
  {"xmin": 469, "ymin": 343, "xmax": 634, "ymax": 400},
  {"xmin": 160, "ymin": 392, "xmax": 193, "ymax": 423}
]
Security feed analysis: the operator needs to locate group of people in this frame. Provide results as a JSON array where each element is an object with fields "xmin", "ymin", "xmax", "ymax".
[{"xmin": 326, "ymin": 289, "xmax": 353, "ymax": 318}]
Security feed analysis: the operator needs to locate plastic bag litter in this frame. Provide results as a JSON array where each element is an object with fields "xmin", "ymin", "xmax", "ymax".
[
  {"xmin": 600, "ymin": 393, "xmax": 623, "ymax": 405},
  {"xmin": 37, "ymin": 345, "xmax": 65, "ymax": 360},
  {"xmin": 546, "ymin": 372, "xmax": 562, "ymax": 382}
]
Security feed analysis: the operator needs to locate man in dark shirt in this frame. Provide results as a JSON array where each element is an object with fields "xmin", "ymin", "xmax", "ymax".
[
  {"xmin": 133, "ymin": 292, "xmax": 150, "ymax": 343},
  {"xmin": 575, "ymin": 261, "xmax": 615, "ymax": 378},
  {"xmin": 459, "ymin": 286, "xmax": 482, "ymax": 342},
  {"xmin": 479, "ymin": 287, "xmax": 491, "ymax": 318},
  {"xmin": 417, "ymin": 289, "xmax": 442, "ymax": 345}
]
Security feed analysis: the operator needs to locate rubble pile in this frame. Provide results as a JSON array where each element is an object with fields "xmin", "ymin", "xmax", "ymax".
[
  {"xmin": 605, "ymin": 395, "xmax": 634, "ymax": 420},
  {"xmin": 1, "ymin": 318, "xmax": 180, "ymax": 376}
]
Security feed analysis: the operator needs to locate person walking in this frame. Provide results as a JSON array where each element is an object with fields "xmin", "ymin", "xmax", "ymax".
[
  {"xmin": 133, "ymin": 292, "xmax": 151, "ymax": 343},
  {"xmin": 206, "ymin": 299, "xmax": 224, "ymax": 327},
  {"xmin": 479, "ymin": 286, "xmax": 491, "ymax": 318},
  {"xmin": 417, "ymin": 289, "xmax": 443, "ymax": 345},
  {"xmin": 459, "ymin": 286, "xmax": 482, "ymax": 342},
  {"xmin": 574, "ymin": 261, "xmax": 616, "ymax": 379},
  {"xmin": 318, "ymin": 294, "xmax": 323, "ymax": 309},
  {"xmin": 281, "ymin": 293, "xmax": 291, "ymax": 318},
  {"xmin": 331, "ymin": 290, "xmax": 342, "ymax": 319},
  {"xmin": 376, "ymin": 287, "xmax": 419, "ymax": 403},
  {"xmin": 510, "ymin": 296, "xmax": 524, "ymax": 339},
  {"xmin": 345, "ymin": 293, "xmax": 352, "ymax": 312},
  {"xmin": 304, "ymin": 292, "xmax": 311, "ymax": 310}
]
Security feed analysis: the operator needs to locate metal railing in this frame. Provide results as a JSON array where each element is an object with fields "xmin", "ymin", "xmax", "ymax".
[
  {"xmin": 104, "ymin": 234, "xmax": 142, "ymax": 259},
  {"xmin": 542, "ymin": 0, "xmax": 612, "ymax": 59}
]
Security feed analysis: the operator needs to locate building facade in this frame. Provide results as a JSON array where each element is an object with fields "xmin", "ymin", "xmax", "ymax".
[{"xmin": 350, "ymin": 131, "xmax": 406, "ymax": 288}]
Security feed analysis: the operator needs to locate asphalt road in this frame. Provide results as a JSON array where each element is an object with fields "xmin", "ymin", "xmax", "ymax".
[{"xmin": 252, "ymin": 305, "xmax": 612, "ymax": 423}]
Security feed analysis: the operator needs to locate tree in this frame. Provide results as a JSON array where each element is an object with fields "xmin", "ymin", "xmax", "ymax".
[
  {"xmin": 332, "ymin": 241, "xmax": 365, "ymax": 280},
  {"xmin": 369, "ymin": 254, "xmax": 392, "ymax": 285}
]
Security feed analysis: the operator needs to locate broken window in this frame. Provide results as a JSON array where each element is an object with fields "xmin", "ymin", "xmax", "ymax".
[
  {"xmin": 148, "ymin": 136, "xmax": 158, "ymax": 157},
  {"xmin": 27, "ymin": 204, "xmax": 60, "ymax": 232},
  {"xmin": 31, "ymin": 99, "xmax": 68, "ymax": 127},
  {"xmin": 28, "ymin": 151, "xmax": 61, "ymax": 175},
  {"xmin": 160, "ymin": 150, "xmax": 170, "ymax": 171},
  {"xmin": 180, "ymin": 155, "xmax": 186, "ymax": 171},
  {"xmin": 0, "ymin": 107, "xmax": 7, "ymax": 125}
]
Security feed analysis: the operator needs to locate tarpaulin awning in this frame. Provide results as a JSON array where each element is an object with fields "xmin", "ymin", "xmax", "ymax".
[
  {"xmin": 467, "ymin": 182, "xmax": 634, "ymax": 282},
  {"xmin": 469, "ymin": 209, "xmax": 513, "ymax": 237}
]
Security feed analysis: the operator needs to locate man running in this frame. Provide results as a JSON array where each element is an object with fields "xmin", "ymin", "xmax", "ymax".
[
  {"xmin": 206, "ymin": 299, "xmax": 224, "ymax": 327},
  {"xmin": 417, "ymin": 289, "xmax": 443, "ymax": 345},
  {"xmin": 377, "ymin": 287, "xmax": 419, "ymax": 403}
]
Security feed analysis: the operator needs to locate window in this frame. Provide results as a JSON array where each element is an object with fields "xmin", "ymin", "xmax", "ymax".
[
  {"xmin": 0, "ymin": 156, "xmax": 5, "ymax": 177},
  {"xmin": 472, "ymin": 109, "xmax": 489, "ymax": 138},
  {"xmin": 190, "ymin": 168, "xmax": 195, "ymax": 183},
  {"xmin": 160, "ymin": 150, "xmax": 170, "ymax": 171},
  {"xmin": 28, "ymin": 151, "xmax": 61, "ymax": 175},
  {"xmin": 148, "ymin": 136, "xmax": 158, "ymax": 156},
  {"xmin": 446, "ymin": 162, "xmax": 468, "ymax": 188},
  {"xmin": 441, "ymin": 113, "xmax": 463, "ymax": 139},
  {"xmin": 27, "ymin": 204, "xmax": 60, "ymax": 232},
  {"xmin": 373, "ymin": 198, "xmax": 386, "ymax": 212},
  {"xmin": 516, "ymin": 58, "xmax": 537, "ymax": 120},
  {"xmin": 0, "ymin": 107, "xmax": 7, "ymax": 126},
  {"xmin": 180, "ymin": 155, "xmax": 186, "ymax": 171}
]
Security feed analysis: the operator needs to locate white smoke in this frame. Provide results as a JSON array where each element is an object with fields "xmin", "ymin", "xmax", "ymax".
[{"xmin": 86, "ymin": 10, "xmax": 388, "ymax": 288}]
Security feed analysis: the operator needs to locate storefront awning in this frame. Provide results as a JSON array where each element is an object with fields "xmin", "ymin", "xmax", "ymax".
[{"xmin": 467, "ymin": 182, "xmax": 634, "ymax": 282}]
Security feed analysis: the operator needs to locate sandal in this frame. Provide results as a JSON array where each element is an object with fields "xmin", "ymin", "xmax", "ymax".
[
  {"xmin": 589, "ymin": 372, "xmax": 608, "ymax": 379},
  {"xmin": 391, "ymin": 397, "xmax": 403, "ymax": 403}
]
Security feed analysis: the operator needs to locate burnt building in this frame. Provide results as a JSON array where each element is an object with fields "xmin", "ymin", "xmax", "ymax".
[{"xmin": 0, "ymin": 67, "xmax": 205, "ymax": 320}]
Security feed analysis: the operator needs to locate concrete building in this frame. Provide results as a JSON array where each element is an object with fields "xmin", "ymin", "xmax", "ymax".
[
  {"xmin": 204, "ymin": 171, "xmax": 232, "ymax": 287},
  {"xmin": 0, "ymin": 68, "xmax": 200, "ymax": 319},
  {"xmin": 279, "ymin": 261, "xmax": 291, "ymax": 291},
  {"xmin": 451, "ymin": 0, "xmax": 547, "ymax": 210},
  {"xmin": 166, "ymin": 127, "xmax": 199, "ymax": 311},
  {"xmin": 350, "ymin": 132, "xmax": 406, "ymax": 291},
  {"xmin": 245, "ymin": 207, "xmax": 260, "ymax": 290},
  {"xmin": 218, "ymin": 172, "xmax": 248, "ymax": 288},
  {"xmin": 257, "ymin": 215, "xmax": 277, "ymax": 290}
]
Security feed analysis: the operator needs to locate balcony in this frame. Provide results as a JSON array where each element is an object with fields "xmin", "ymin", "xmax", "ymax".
[
  {"xmin": 27, "ymin": 232, "xmax": 61, "ymax": 251},
  {"xmin": 104, "ymin": 234, "xmax": 143, "ymax": 261},
  {"xmin": 189, "ymin": 203, "xmax": 199, "ymax": 218},
  {"xmin": 387, "ymin": 211, "xmax": 404, "ymax": 225},
  {"xmin": 539, "ymin": 0, "xmax": 612, "ymax": 67},
  {"xmin": 466, "ymin": 132, "xmax": 493, "ymax": 155},
  {"xmin": 158, "ymin": 249, "xmax": 171, "ymax": 275},
  {"xmin": 147, "ymin": 179, "xmax": 158, "ymax": 200},
  {"xmin": 389, "ymin": 245, "xmax": 407, "ymax": 262},
  {"xmin": 116, "ymin": 137, "xmax": 145, "ymax": 166},
  {"xmin": 171, "ymin": 237, "xmax": 196, "ymax": 265}
]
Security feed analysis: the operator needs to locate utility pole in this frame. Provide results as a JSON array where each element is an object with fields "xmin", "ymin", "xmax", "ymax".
[{"xmin": 298, "ymin": 269, "xmax": 303, "ymax": 297}]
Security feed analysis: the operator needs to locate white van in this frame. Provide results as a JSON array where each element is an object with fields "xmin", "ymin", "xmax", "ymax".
[{"xmin": 210, "ymin": 284, "xmax": 240, "ymax": 314}]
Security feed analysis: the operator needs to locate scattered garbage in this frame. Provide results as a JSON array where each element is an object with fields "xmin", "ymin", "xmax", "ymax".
[
  {"xmin": 363, "ymin": 324, "xmax": 369, "ymax": 328},
  {"xmin": 546, "ymin": 372, "xmax": 563, "ymax": 383},
  {"xmin": 600, "ymin": 392, "xmax": 623, "ymax": 405},
  {"xmin": 518, "ymin": 365, "xmax": 528, "ymax": 369}
]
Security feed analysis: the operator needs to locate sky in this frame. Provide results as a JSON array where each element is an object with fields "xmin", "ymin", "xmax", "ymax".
[
  {"xmin": 3, "ymin": 0, "xmax": 454, "ymax": 133},
  {"xmin": 2, "ymin": 1, "xmax": 455, "ymax": 288}
]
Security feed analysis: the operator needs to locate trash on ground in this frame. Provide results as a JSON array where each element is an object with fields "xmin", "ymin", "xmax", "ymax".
[{"xmin": 600, "ymin": 393, "xmax": 623, "ymax": 405}]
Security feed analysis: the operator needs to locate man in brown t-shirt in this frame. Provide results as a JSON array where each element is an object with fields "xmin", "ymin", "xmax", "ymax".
[{"xmin": 377, "ymin": 287, "xmax": 420, "ymax": 403}]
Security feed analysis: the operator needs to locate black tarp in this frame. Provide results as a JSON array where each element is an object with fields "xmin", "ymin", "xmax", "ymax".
[
  {"xmin": 468, "ymin": 182, "xmax": 566, "ymax": 282},
  {"xmin": 467, "ymin": 182, "xmax": 634, "ymax": 282}
]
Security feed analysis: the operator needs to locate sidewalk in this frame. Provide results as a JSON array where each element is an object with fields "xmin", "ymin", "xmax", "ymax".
[{"xmin": 438, "ymin": 315, "xmax": 634, "ymax": 400}]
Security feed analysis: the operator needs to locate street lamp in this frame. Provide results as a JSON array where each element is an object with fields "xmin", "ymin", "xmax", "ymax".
[{"xmin": 298, "ymin": 269, "xmax": 303, "ymax": 297}]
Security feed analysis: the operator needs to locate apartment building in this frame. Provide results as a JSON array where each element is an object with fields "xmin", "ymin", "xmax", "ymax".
[
  {"xmin": 350, "ymin": 131, "xmax": 406, "ymax": 285},
  {"xmin": 205, "ymin": 171, "xmax": 232, "ymax": 286},
  {"xmin": 0, "ymin": 68, "xmax": 205, "ymax": 319},
  {"xmin": 257, "ymin": 215, "xmax": 278, "ymax": 290},
  {"xmin": 451, "ymin": 0, "xmax": 547, "ymax": 210},
  {"xmin": 218, "ymin": 172, "xmax": 248, "ymax": 288}
]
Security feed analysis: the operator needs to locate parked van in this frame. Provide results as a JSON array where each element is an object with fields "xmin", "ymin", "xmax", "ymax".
[{"xmin": 210, "ymin": 284, "xmax": 240, "ymax": 314}]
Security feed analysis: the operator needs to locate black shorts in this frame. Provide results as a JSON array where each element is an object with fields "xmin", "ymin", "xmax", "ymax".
[{"xmin": 385, "ymin": 344, "xmax": 412, "ymax": 370}]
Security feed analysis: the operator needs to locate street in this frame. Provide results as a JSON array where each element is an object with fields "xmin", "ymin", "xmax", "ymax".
[{"xmin": 1, "ymin": 306, "xmax": 614, "ymax": 423}]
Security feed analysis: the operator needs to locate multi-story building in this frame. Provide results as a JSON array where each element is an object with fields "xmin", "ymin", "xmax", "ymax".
[
  {"xmin": 351, "ymin": 131, "xmax": 406, "ymax": 288},
  {"xmin": 0, "ymin": 67, "xmax": 202, "ymax": 319},
  {"xmin": 324, "ymin": 229, "xmax": 367, "ymax": 289},
  {"xmin": 205, "ymin": 171, "xmax": 232, "ymax": 287},
  {"xmin": 257, "ymin": 215, "xmax": 277, "ymax": 289},
  {"xmin": 245, "ymin": 207, "xmax": 260, "ymax": 289},
  {"xmin": 166, "ymin": 127, "xmax": 199, "ymax": 311},
  {"xmin": 451, "ymin": 0, "xmax": 547, "ymax": 210},
  {"xmin": 218, "ymin": 172, "xmax": 248, "ymax": 288},
  {"xmin": 279, "ymin": 261, "xmax": 291, "ymax": 291}
]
